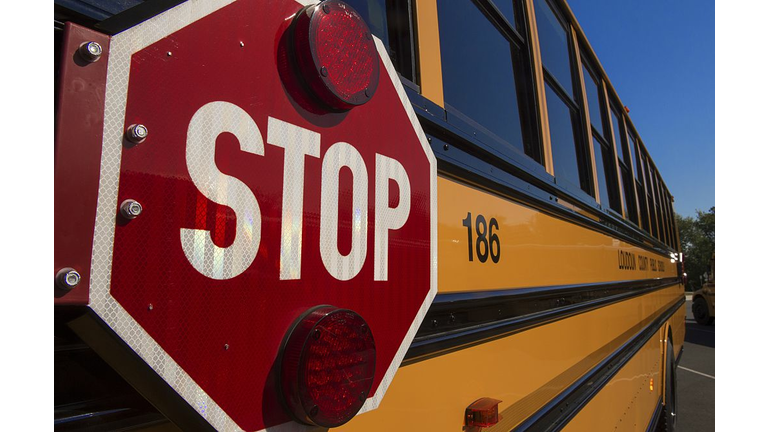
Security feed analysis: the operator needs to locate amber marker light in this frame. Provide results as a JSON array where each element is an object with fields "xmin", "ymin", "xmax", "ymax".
[{"xmin": 465, "ymin": 397, "xmax": 502, "ymax": 428}]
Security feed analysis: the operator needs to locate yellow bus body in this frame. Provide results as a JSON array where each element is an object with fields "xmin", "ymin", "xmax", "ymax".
[{"xmin": 337, "ymin": 177, "xmax": 685, "ymax": 431}]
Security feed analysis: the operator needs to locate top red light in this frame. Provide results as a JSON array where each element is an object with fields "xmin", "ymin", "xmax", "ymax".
[{"xmin": 292, "ymin": 0, "xmax": 380, "ymax": 110}]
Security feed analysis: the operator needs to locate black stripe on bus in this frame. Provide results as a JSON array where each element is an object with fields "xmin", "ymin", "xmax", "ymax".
[
  {"xmin": 512, "ymin": 297, "xmax": 685, "ymax": 432},
  {"xmin": 404, "ymin": 277, "xmax": 680, "ymax": 363}
]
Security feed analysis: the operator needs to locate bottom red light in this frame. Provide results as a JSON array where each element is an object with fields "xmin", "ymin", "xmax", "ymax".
[
  {"xmin": 279, "ymin": 306, "xmax": 376, "ymax": 428},
  {"xmin": 466, "ymin": 397, "xmax": 502, "ymax": 428}
]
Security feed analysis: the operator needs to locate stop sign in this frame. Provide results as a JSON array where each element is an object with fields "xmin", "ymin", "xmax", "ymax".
[{"xmin": 86, "ymin": 0, "xmax": 436, "ymax": 430}]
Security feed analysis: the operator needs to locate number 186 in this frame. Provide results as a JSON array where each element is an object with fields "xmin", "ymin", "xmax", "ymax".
[{"xmin": 461, "ymin": 212, "xmax": 500, "ymax": 263}]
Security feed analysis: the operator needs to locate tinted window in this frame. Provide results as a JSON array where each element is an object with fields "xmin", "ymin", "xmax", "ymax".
[
  {"xmin": 630, "ymin": 132, "xmax": 642, "ymax": 180},
  {"xmin": 611, "ymin": 108, "xmax": 630, "ymax": 164},
  {"xmin": 637, "ymin": 183, "xmax": 650, "ymax": 230},
  {"xmin": 439, "ymin": 0, "xmax": 527, "ymax": 156},
  {"xmin": 347, "ymin": 0, "xmax": 417, "ymax": 82},
  {"xmin": 347, "ymin": 0, "xmax": 389, "ymax": 47},
  {"xmin": 643, "ymin": 156, "xmax": 658, "ymax": 238},
  {"xmin": 534, "ymin": 0, "xmax": 573, "ymax": 98},
  {"xmin": 491, "ymin": 0, "xmax": 516, "ymax": 27},
  {"xmin": 655, "ymin": 173, "xmax": 668, "ymax": 243},
  {"xmin": 592, "ymin": 138, "xmax": 612, "ymax": 209},
  {"xmin": 621, "ymin": 167, "xmax": 637, "ymax": 223},
  {"xmin": 547, "ymin": 84, "xmax": 585, "ymax": 191},
  {"xmin": 582, "ymin": 63, "xmax": 604, "ymax": 135}
]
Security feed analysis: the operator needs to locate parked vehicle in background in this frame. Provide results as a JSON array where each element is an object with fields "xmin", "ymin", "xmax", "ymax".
[{"xmin": 692, "ymin": 254, "xmax": 715, "ymax": 325}]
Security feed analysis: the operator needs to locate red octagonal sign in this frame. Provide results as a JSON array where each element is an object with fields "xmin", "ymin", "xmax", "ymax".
[{"xmin": 86, "ymin": 0, "xmax": 436, "ymax": 430}]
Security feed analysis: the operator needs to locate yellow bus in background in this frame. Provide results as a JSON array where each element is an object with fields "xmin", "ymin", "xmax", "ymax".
[
  {"xmin": 54, "ymin": 0, "xmax": 685, "ymax": 431},
  {"xmin": 693, "ymin": 254, "xmax": 715, "ymax": 325}
]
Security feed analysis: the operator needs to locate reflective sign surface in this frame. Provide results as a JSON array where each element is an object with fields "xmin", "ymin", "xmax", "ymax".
[{"xmin": 87, "ymin": 0, "xmax": 436, "ymax": 430}]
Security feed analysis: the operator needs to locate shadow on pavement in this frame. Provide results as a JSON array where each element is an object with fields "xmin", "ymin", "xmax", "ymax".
[{"xmin": 684, "ymin": 318, "xmax": 715, "ymax": 348}]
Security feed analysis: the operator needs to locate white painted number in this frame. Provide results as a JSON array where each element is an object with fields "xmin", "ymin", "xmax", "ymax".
[{"xmin": 182, "ymin": 102, "xmax": 412, "ymax": 282}]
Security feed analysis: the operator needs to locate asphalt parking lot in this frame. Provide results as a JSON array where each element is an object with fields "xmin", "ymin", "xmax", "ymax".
[{"xmin": 676, "ymin": 297, "xmax": 715, "ymax": 431}]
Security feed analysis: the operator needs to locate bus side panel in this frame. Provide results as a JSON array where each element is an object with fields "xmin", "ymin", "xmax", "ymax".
[
  {"xmin": 437, "ymin": 177, "xmax": 679, "ymax": 294},
  {"xmin": 671, "ymin": 296, "xmax": 686, "ymax": 359},
  {"xmin": 560, "ymin": 327, "xmax": 664, "ymax": 432},
  {"xmin": 336, "ymin": 286, "xmax": 680, "ymax": 432},
  {"xmin": 563, "ymin": 299, "xmax": 685, "ymax": 432}
]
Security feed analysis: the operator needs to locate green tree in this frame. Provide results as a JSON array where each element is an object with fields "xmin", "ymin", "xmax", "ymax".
[{"xmin": 676, "ymin": 207, "xmax": 715, "ymax": 291}]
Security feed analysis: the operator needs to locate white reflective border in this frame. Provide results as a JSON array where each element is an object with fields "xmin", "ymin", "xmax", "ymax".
[
  {"xmin": 88, "ymin": 0, "xmax": 437, "ymax": 430},
  {"xmin": 357, "ymin": 38, "xmax": 438, "ymax": 415}
]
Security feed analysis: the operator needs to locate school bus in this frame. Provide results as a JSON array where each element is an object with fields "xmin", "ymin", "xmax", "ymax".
[
  {"xmin": 54, "ymin": 0, "xmax": 685, "ymax": 431},
  {"xmin": 692, "ymin": 254, "xmax": 715, "ymax": 325}
]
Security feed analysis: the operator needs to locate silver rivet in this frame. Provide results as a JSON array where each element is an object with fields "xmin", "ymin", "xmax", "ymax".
[
  {"xmin": 320, "ymin": 66, "xmax": 328, "ymax": 77},
  {"xmin": 239, "ymin": 41, "xmax": 245, "ymax": 47},
  {"xmin": 125, "ymin": 124, "xmax": 148, "ymax": 144},
  {"xmin": 167, "ymin": 51, "xmax": 172, "ymax": 56},
  {"xmin": 78, "ymin": 41, "xmax": 102, "ymax": 63},
  {"xmin": 148, "ymin": 304, "xmax": 154, "ymax": 311},
  {"xmin": 224, "ymin": 344, "xmax": 230, "ymax": 350},
  {"xmin": 120, "ymin": 199, "xmax": 143, "ymax": 219},
  {"xmin": 56, "ymin": 268, "xmax": 81, "ymax": 290}
]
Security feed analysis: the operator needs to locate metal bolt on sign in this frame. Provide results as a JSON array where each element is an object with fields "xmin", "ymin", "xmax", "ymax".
[
  {"xmin": 125, "ymin": 124, "xmax": 148, "ymax": 144},
  {"xmin": 78, "ymin": 41, "xmax": 102, "ymax": 62},
  {"xmin": 56, "ymin": 268, "xmax": 81, "ymax": 290},
  {"xmin": 120, "ymin": 199, "xmax": 143, "ymax": 220}
]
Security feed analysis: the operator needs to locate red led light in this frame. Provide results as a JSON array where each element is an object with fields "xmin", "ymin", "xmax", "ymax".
[
  {"xmin": 465, "ymin": 397, "xmax": 502, "ymax": 428},
  {"xmin": 291, "ymin": 0, "xmax": 379, "ymax": 110},
  {"xmin": 280, "ymin": 306, "xmax": 376, "ymax": 427}
]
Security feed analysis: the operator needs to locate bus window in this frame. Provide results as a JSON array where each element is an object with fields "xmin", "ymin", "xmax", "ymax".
[
  {"xmin": 658, "ymin": 174, "xmax": 672, "ymax": 245},
  {"xmin": 534, "ymin": 0, "xmax": 573, "ymax": 98},
  {"xmin": 631, "ymin": 133, "xmax": 650, "ymax": 231},
  {"xmin": 546, "ymin": 84, "xmax": 591, "ymax": 194},
  {"xmin": 535, "ymin": 0, "xmax": 592, "ymax": 195},
  {"xmin": 642, "ymin": 154, "xmax": 658, "ymax": 238},
  {"xmin": 582, "ymin": 62, "xmax": 604, "ymax": 135},
  {"xmin": 490, "ymin": 0, "xmax": 516, "ymax": 29},
  {"xmin": 438, "ymin": 0, "xmax": 540, "ymax": 163},
  {"xmin": 611, "ymin": 108, "xmax": 630, "ymax": 165},
  {"xmin": 592, "ymin": 136, "xmax": 618, "ymax": 210},
  {"xmin": 652, "ymin": 170, "xmax": 667, "ymax": 244},
  {"xmin": 347, "ymin": 0, "xmax": 418, "ymax": 84},
  {"xmin": 630, "ymin": 130, "xmax": 642, "ymax": 180},
  {"xmin": 611, "ymin": 107, "xmax": 638, "ymax": 223},
  {"xmin": 581, "ymin": 58, "xmax": 621, "ymax": 210}
]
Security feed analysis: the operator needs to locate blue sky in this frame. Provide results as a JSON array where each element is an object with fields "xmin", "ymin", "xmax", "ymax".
[{"xmin": 568, "ymin": 1, "xmax": 715, "ymax": 218}]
